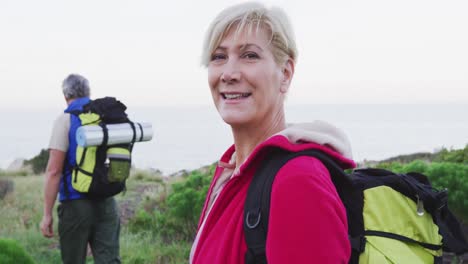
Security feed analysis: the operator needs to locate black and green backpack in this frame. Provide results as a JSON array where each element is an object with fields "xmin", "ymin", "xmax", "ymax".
[
  {"xmin": 244, "ymin": 148, "xmax": 468, "ymax": 264},
  {"xmin": 68, "ymin": 97, "xmax": 134, "ymax": 199}
]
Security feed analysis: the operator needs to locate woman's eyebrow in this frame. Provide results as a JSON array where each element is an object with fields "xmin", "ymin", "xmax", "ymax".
[
  {"xmin": 214, "ymin": 46, "xmax": 227, "ymax": 52},
  {"xmin": 240, "ymin": 43, "xmax": 263, "ymax": 52},
  {"xmin": 216, "ymin": 43, "xmax": 263, "ymax": 52}
]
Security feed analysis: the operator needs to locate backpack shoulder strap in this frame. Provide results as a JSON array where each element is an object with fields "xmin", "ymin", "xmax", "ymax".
[
  {"xmin": 243, "ymin": 148, "xmax": 352, "ymax": 264},
  {"xmin": 67, "ymin": 109, "xmax": 82, "ymax": 117}
]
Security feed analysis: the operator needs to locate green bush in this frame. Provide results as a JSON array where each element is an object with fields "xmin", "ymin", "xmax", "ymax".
[
  {"xmin": 378, "ymin": 145, "xmax": 467, "ymax": 165},
  {"xmin": 434, "ymin": 145, "xmax": 468, "ymax": 164},
  {"xmin": 425, "ymin": 162, "xmax": 468, "ymax": 219},
  {"xmin": 128, "ymin": 209, "xmax": 158, "ymax": 234},
  {"xmin": 376, "ymin": 161, "xmax": 405, "ymax": 172},
  {"xmin": 0, "ymin": 239, "xmax": 35, "ymax": 264},
  {"xmin": 128, "ymin": 166, "xmax": 214, "ymax": 244},
  {"xmin": 125, "ymin": 166, "xmax": 213, "ymax": 262},
  {"xmin": 24, "ymin": 149, "xmax": 49, "ymax": 174},
  {"xmin": 160, "ymin": 170, "xmax": 211, "ymax": 241}
]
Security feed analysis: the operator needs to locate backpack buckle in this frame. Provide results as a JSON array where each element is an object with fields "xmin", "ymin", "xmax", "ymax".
[
  {"xmin": 245, "ymin": 209, "xmax": 262, "ymax": 229},
  {"xmin": 435, "ymin": 188, "xmax": 448, "ymax": 211}
]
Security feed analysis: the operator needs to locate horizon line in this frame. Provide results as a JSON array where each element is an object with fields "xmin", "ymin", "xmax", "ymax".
[{"xmin": 1, "ymin": 101, "xmax": 467, "ymax": 110}]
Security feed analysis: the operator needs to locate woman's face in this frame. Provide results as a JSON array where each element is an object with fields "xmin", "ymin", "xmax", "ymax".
[{"xmin": 207, "ymin": 26, "xmax": 292, "ymax": 128}]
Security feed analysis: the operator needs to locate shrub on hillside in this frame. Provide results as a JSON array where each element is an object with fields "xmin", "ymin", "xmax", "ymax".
[
  {"xmin": 24, "ymin": 149, "xmax": 49, "ymax": 174},
  {"xmin": 0, "ymin": 179, "xmax": 14, "ymax": 200},
  {"xmin": 434, "ymin": 145, "xmax": 468, "ymax": 164},
  {"xmin": 161, "ymin": 170, "xmax": 211, "ymax": 240},
  {"xmin": 378, "ymin": 145, "xmax": 468, "ymax": 165},
  {"xmin": 0, "ymin": 239, "xmax": 35, "ymax": 264},
  {"xmin": 128, "ymin": 166, "xmax": 214, "ymax": 244},
  {"xmin": 128, "ymin": 209, "xmax": 158, "ymax": 234}
]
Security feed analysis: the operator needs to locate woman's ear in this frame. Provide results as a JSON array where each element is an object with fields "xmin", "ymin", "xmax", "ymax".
[{"xmin": 280, "ymin": 58, "xmax": 294, "ymax": 93}]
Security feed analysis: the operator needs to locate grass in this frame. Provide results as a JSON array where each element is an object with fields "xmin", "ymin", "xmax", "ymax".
[
  {"xmin": 120, "ymin": 231, "xmax": 191, "ymax": 264},
  {"xmin": 0, "ymin": 175, "xmax": 63, "ymax": 263},
  {"xmin": 0, "ymin": 173, "xmax": 187, "ymax": 264},
  {"xmin": 0, "ymin": 238, "xmax": 35, "ymax": 264},
  {"xmin": 0, "ymin": 176, "xmax": 46, "ymax": 235},
  {"xmin": 0, "ymin": 169, "xmax": 31, "ymax": 177}
]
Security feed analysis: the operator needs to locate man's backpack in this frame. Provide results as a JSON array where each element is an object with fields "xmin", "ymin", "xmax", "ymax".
[
  {"xmin": 244, "ymin": 148, "xmax": 468, "ymax": 264},
  {"xmin": 67, "ymin": 97, "xmax": 134, "ymax": 199}
]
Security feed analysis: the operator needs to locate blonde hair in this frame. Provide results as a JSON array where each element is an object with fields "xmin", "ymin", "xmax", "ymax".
[{"xmin": 201, "ymin": 2, "xmax": 297, "ymax": 67}]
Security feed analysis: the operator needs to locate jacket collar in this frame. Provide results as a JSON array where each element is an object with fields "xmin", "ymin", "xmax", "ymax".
[
  {"xmin": 64, "ymin": 97, "xmax": 91, "ymax": 112},
  {"xmin": 218, "ymin": 134, "xmax": 356, "ymax": 179}
]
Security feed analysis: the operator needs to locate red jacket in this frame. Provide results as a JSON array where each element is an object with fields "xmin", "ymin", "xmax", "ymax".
[{"xmin": 191, "ymin": 132, "xmax": 355, "ymax": 264}]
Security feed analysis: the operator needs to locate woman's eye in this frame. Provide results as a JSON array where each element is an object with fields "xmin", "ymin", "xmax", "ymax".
[
  {"xmin": 211, "ymin": 53, "xmax": 227, "ymax": 61},
  {"xmin": 242, "ymin": 52, "xmax": 259, "ymax": 59}
]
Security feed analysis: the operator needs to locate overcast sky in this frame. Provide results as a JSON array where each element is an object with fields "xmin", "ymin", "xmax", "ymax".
[{"xmin": 1, "ymin": 0, "xmax": 467, "ymax": 109}]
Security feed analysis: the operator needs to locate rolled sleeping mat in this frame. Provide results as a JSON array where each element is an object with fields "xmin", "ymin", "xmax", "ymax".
[{"xmin": 76, "ymin": 122, "xmax": 153, "ymax": 147}]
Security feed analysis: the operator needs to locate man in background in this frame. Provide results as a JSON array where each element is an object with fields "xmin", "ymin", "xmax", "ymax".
[{"xmin": 40, "ymin": 74, "xmax": 121, "ymax": 264}]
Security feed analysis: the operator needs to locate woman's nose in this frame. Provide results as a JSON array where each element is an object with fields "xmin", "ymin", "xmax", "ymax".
[{"xmin": 221, "ymin": 60, "xmax": 241, "ymax": 84}]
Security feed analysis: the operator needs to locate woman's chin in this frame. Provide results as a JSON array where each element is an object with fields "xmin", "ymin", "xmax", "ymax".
[{"xmin": 219, "ymin": 114, "xmax": 250, "ymax": 127}]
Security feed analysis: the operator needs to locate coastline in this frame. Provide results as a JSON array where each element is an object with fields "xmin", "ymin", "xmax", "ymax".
[{"xmin": 0, "ymin": 104, "xmax": 467, "ymax": 174}]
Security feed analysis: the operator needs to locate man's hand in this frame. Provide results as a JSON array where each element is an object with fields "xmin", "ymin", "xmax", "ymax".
[
  {"xmin": 41, "ymin": 149, "xmax": 65, "ymax": 239},
  {"xmin": 40, "ymin": 214, "xmax": 54, "ymax": 238}
]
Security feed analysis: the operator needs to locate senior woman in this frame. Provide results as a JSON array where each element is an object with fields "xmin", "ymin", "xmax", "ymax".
[{"xmin": 190, "ymin": 2, "xmax": 355, "ymax": 263}]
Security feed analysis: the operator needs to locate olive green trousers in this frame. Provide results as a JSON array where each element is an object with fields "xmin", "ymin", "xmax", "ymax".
[{"xmin": 58, "ymin": 197, "xmax": 121, "ymax": 264}]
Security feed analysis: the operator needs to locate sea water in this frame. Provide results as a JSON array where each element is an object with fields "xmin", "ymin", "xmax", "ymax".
[{"xmin": 0, "ymin": 104, "xmax": 466, "ymax": 174}]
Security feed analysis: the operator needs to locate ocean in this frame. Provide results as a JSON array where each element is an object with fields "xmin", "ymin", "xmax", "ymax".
[{"xmin": 0, "ymin": 104, "xmax": 466, "ymax": 174}]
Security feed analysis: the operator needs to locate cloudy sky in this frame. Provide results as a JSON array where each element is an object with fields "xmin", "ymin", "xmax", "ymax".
[{"xmin": 1, "ymin": 0, "xmax": 467, "ymax": 109}]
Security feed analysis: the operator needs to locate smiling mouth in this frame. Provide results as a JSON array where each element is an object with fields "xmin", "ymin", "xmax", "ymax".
[{"xmin": 221, "ymin": 93, "xmax": 252, "ymax": 100}]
